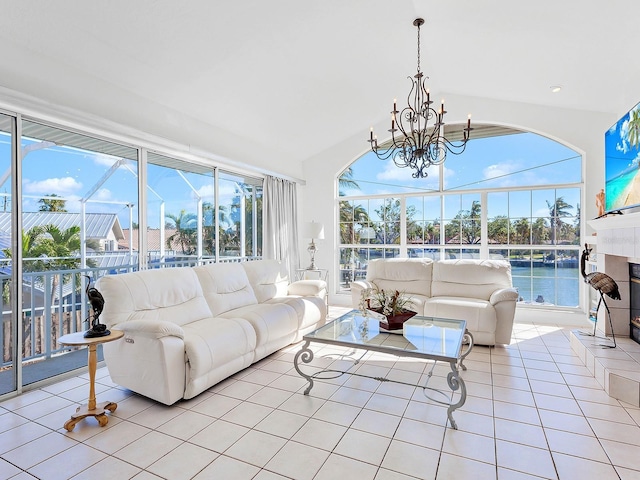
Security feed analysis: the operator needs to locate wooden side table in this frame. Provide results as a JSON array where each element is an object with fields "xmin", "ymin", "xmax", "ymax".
[{"xmin": 58, "ymin": 329, "xmax": 124, "ymax": 431}]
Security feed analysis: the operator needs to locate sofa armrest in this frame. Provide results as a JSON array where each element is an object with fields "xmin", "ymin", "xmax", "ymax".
[
  {"xmin": 288, "ymin": 279, "xmax": 327, "ymax": 297},
  {"xmin": 489, "ymin": 287, "xmax": 519, "ymax": 305},
  {"xmin": 117, "ymin": 320, "xmax": 185, "ymax": 340}
]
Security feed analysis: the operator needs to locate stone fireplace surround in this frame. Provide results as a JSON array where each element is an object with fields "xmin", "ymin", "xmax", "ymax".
[{"xmin": 569, "ymin": 211, "xmax": 640, "ymax": 406}]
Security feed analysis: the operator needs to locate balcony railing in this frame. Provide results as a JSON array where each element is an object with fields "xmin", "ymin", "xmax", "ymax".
[{"xmin": 1, "ymin": 254, "xmax": 262, "ymax": 370}]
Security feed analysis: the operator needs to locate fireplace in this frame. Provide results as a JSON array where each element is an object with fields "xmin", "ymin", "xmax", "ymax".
[{"xmin": 630, "ymin": 263, "xmax": 640, "ymax": 344}]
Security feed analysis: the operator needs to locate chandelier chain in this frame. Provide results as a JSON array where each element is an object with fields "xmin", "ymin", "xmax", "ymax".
[{"xmin": 416, "ymin": 20, "xmax": 420, "ymax": 74}]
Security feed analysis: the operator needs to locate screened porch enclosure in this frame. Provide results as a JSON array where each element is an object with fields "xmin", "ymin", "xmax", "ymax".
[{"xmin": 0, "ymin": 115, "xmax": 264, "ymax": 397}]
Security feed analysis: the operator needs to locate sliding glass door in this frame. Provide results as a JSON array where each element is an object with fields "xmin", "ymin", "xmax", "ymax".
[{"xmin": 0, "ymin": 113, "xmax": 16, "ymax": 396}]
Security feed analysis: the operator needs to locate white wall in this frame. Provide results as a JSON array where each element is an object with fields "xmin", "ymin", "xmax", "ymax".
[{"xmin": 301, "ymin": 93, "xmax": 617, "ymax": 319}]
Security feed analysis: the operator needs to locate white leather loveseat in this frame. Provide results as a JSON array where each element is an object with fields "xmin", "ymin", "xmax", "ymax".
[
  {"xmin": 351, "ymin": 258, "xmax": 518, "ymax": 345},
  {"xmin": 96, "ymin": 259, "xmax": 326, "ymax": 405}
]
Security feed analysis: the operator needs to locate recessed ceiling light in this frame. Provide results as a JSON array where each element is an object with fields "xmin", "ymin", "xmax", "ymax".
[{"xmin": 550, "ymin": 85, "xmax": 562, "ymax": 93}]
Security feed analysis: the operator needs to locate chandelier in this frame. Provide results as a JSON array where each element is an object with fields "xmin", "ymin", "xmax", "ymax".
[{"xmin": 368, "ymin": 18, "xmax": 473, "ymax": 178}]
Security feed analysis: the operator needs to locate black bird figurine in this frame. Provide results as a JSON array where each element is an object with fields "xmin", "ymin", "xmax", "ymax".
[
  {"xmin": 84, "ymin": 275, "xmax": 110, "ymax": 338},
  {"xmin": 580, "ymin": 244, "xmax": 620, "ymax": 348}
]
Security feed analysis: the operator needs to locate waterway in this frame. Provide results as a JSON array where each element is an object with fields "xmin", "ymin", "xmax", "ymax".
[{"xmin": 512, "ymin": 266, "xmax": 579, "ymax": 307}]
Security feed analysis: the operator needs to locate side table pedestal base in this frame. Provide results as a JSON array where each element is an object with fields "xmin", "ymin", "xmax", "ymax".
[{"xmin": 64, "ymin": 401, "xmax": 117, "ymax": 431}]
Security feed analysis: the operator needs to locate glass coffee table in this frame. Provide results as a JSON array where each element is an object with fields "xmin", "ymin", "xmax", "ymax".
[{"xmin": 294, "ymin": 310, "xmax": 473, "ymax": 429}]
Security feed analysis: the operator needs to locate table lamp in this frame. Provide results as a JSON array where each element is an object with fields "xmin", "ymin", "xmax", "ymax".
[{"xmin": 303, "ymin": 221, "xmax": 324, "ymax": 270}]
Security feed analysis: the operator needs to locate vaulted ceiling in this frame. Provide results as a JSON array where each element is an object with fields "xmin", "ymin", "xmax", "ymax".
[{"xmin": 0, "ymin": 1, "xmax": 638, "ymax": 178}]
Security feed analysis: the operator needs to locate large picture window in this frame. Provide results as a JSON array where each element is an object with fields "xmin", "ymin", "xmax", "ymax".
[{"xmin": 338, "ymin": 128, "xmax": 582, "ymax": 309}]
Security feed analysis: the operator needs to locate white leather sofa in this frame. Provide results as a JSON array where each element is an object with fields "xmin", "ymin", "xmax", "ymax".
[
  {"xmin": 351, "ymin": 258, "xmax": 518, "ymax": 345},
  {"xmin": 96, "ymin": 259, "xmax": 326, "ymax": 405}
]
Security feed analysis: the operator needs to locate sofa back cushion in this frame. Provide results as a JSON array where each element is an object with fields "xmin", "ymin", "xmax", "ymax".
[
  {"xmin": 193, "ymin": 263, "xmax": 259, "ymax": 316},
  {"xmin": 242, "ymin": 260, "xmax": 290, "ymax": 303},
  {"xmin": 431, "ymin": 259, "xmax": 512, "ymax": 300},
  {"xmin": 96, "ymin": 267, "xmax": 212, "ymax": 328},
  {"xmin": 367, "ymin": 258, "xmax": 434, "ymax": 297}
]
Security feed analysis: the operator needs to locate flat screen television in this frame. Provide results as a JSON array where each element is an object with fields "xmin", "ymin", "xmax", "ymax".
[{"xmin": 604, "ymin": 100, "xmax": 640, "ymax": 213}]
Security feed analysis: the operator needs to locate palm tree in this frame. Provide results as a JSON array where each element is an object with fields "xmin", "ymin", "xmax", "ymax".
[
  {"xmin": 4, "ymin": 225, "xmax": 91, "ymax": 351},
  {"xmin": 38, "ymin": 194, "xmax": 67, "ymax": 212},
  {"xmin": 546, "ymin": 197, "xmax": 573, "ymax": 245},
  {"xmin": 338, "ymin": 167, "xmax": 359, "ymax": 195},
  {"xmin": 628, "ymin": 108, "xmax": 640, "ymax": 149},
  {"xmin": 165, "ymin": 210, "xmax": 197, "ymax": 255}
]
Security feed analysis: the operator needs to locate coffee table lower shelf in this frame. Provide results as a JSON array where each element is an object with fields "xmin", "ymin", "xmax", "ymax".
[{"xmin": 293, "ymin": 336, "xmax": 472, "ymax": 430}]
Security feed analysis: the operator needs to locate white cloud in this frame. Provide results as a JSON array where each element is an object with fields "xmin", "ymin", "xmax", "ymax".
[
  {"xmin": 533, "ymin": 207, "xmax": 549, "ymax": 217},
  {"xmin": 91, "ymin": 152, "xmax": 121, "ymax": 167},
  {"xmin": 92, "ymin": 188, "xmax": 113, "ymax": 201},
  {"xmin": 617, "ymin": 118, "xmax": 630, "ymax": 154},
  {"xmin": 377, "ymin": 162, "xmax": 417, "ymax": 181},
  {"xmin": 195, "ymin": 184, "xmax": 215, "ymax": 199},
  {"xmin": 483, "ymin": 163, "xmax": 518, "ymax": 180},
  {"xmin": 376, "ymin": 161, "xmax": 441, "ymax": 188},
  {"xmin": 23, "ymin": 176, "xmax": 83, "ymax": 195}
]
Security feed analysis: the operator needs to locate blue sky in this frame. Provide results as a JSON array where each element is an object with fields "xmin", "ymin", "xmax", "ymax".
[
  {"xmin": 0, "ymin": 133, "xmax": 245, "ymax": 229},
  {"xmin": 343, "ymin": 131, "xmax": 583, "ymax": 220},
  {"xmin": 0, "ymin": 129, "xmax": 584, "ymax": 230}
]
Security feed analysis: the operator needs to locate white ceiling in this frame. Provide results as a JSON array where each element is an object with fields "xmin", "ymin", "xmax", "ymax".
[{"xmin": 0, "ymin": 0, "xmax": 639, "ymax": 176}]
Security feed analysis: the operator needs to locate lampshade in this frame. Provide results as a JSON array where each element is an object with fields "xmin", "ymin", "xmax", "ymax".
[{"xmin": 303, "ymin": 221, "xmax": 324, "ymax": 240}]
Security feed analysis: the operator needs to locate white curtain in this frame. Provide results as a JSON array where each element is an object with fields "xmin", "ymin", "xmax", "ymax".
[{"xmin": 263, "ymin": 175, "xmax": 300, "ymax": 277}]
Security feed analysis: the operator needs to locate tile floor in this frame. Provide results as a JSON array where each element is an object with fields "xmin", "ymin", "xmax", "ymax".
[{"xmin": 2, "ymin": 307, "xmax": 640, "ymax": 480}]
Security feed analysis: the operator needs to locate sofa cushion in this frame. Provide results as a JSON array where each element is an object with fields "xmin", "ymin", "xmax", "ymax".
[
  {"xmin": 423, "ymin": 297, "xmax": 497, "ymax": 340},
  {"xmin": 182, "ymin": 316, "xmax": 256, "ymax": 399},
  {"xmin": 242, "ymin": 259, "xmax": 290, "ymax": 303},
  {"xmin": 367, "ymin": 258, "xmax": 434, "ymax": 298},
  {"xmin": 266, "ymin": 296, "xmax": 327, "ymax": 332},
  {"xmin": 431, "ymin": 259, "xmax": 512, "ymax": 301},
  {"xmin": 193, "ymin": 263, "xmax": 259, "ymax": 316},
  {"xmin": 97, "ymin": 267, "xmax": 212, "ymax": 328},
  {"xmin": 398, "ymin": 294, "xmax": 431, "ymax": 316},
  {"xmin": 219, "ymin": 303, "xmax": 298, "ymax": 350}
]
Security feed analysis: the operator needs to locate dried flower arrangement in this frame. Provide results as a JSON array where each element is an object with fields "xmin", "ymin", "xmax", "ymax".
[{"xmin": 359, "ymin": 286, "xmax": 416, "ymax": 330}]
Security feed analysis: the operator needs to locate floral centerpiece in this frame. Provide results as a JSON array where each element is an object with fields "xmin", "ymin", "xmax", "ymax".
[{"xmin": 360, "ymin": 286, "xmax": 417, "ymax": 331}]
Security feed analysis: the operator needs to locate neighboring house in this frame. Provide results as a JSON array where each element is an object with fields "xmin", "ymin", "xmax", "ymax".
[
  {"xmin": 119, "ymin": 228, "xmax": 181, "ymax": 252},
  {"xmin": 0, "ymin": 212, "xmax": 131, "ymax": 306},
  {"xmin": 0, "ymin": 211, "xmax": 125, "ymax": 253}
]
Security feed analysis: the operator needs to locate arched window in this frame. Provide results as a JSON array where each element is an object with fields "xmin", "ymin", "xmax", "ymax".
[{"xmin": 338, "ymin": 127, "xmax": 583, "ymax": 308}]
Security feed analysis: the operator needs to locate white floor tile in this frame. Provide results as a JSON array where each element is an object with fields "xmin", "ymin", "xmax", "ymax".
[
  {"xmin": 553, "ymin": 451, "xmax": 619, "ymax": 480},
  {"xmin": 264, "ymin": 441, "xmax": 330, "ymax": 480},
  {"xmin": 189, "ymin": 419, "xmax": 250, "ymax": 453},
  {"xmin": 192, "ymin": 455, "xmax": 260, "ymax": 480},
  {"xmin": 5, "ymin": 319, "xmax": 640, "ymax": 480},
  {"xmin": 314, "ymin": 453, "xmax": 378, "ymax": 480},
  {"xmin": 380, "ymin": 439, "xmax": 440, "ymax": 479},
  {"xmin": 351, "ymin": 409, "xmax": 401, "ymax": 437},
  {"xmin": 113, "ymin": 430, "xmax": 182, "ymax": 469},
  {"xmin": 442, "ymin": 429, "xmax": 496, "ymax": 465},
  {"xmin": 28, "ymin": 443, "xmax": 107, "ymax": 480},
  {"xmin": 334, "ymin": 428, "xmax": 391, "ymax": 465},
  {"xmin": 147, "ymin": 443, "xmax": 218, "ymax": 479},
  {"xmin": 436, "ymin": 452, "xmax": 497, "ymax": 480},
  {"xmin": 495, "ymin": 439, "xmax": 557, "ymax": 479},
  {"xmin": 291, "ymin": 417, "xmax": 347, "ymax": 451}
]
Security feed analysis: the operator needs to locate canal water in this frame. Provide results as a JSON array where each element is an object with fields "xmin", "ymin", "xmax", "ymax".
[{"xmin": 511, "ymin": 266, "xmax": 579, "ymax": 307}]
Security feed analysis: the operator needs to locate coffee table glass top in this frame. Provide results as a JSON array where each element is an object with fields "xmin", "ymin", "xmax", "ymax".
[{"xmin": 305, "ymin": 310, "xmax": 466, "ymax": 362}]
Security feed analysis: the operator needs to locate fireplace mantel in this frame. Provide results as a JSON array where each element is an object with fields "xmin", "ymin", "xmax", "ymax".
[
  {"xmin": 587, "ymin": 211, "xmax": 640, "ymax": 259},
  {"xmin": 584, "ymin": 210, "xmax": 640, "ymax": 338}
]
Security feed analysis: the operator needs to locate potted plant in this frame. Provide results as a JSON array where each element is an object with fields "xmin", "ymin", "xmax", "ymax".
[{"xmin": 360, "ymin": 286, "xmax": 416, "ymax": 331}]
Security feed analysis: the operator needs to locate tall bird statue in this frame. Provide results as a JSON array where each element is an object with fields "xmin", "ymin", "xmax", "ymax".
[
  {"xmin": 580, "ymin": 244, "xmax": 620, "ymax": 348},
  {"xmin": 83, "ymin": 275, "xmax": 110, "ymax": 338}
]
